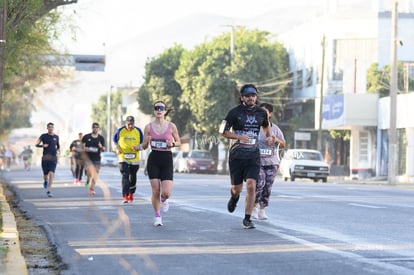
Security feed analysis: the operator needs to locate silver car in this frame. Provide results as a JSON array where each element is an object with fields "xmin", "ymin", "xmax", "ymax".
[
  {"xmin": 100, "ymin": 152, "xmax": 118, "ymax": 167},
  {"xmin": 279, "ymin": 149, "xmax": 329, "ymax": 182}
]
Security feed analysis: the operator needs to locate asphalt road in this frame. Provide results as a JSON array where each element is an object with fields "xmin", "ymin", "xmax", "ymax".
[{"xmin": 3, "ymin": 165, "xmax": 414, "ymax": 275}]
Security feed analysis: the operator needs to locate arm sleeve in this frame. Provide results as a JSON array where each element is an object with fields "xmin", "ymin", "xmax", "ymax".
[
  {"xmin": 57, "ymin": 136, "xmax": 60, "ymax": 150},
  {"xmin": 112, "ymin": 128, "xmax": 120, "ymax": 144},
  {"xmin": 137, "ymin": 127, "xmax": 144, "ymax": 144}
]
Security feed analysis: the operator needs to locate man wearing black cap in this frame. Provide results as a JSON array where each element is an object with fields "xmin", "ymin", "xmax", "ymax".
[
  {"xmin": 69, "ymin": 132, "xmax": 85, "ymax": 185},
  {"xmin": 82, "ymin": 122, "xmax": 106, "ymax": 196},
  {"xmin": 113, "ymin": 116, "xmax": 144, "ymax": 203},
  {"xmin": 219, "ymin": 84, "xmax": 271, "ymax": 229}
]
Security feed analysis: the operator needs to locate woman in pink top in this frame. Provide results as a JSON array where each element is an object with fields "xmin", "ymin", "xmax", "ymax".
[{"xmin": 142, "ymin": 100, "xmax": 181, "ymax": 226}]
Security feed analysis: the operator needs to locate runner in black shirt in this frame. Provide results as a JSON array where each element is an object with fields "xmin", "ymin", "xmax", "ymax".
[
  {"xmin": 82, "ymin": 122, "xmax": 106, "ymax": 196},
  {"xmin": 35, "ymin": 122, "xmax": 60, "ymax": 197},
  {"xmin": 220, "ymin": 84, "xmax": 271, "ymax": 229}
]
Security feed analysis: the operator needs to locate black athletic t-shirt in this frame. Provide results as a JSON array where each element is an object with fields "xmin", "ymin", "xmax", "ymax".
[
  {"xmin": 38, "ymin": 133, "xmax": 60, "ymax": 161},
  {"xmin": 82, "ymin": 134, "xmax": 105, "ymax": 162},
  {"xmin": 222, "ymin": 104, "xmax": 269, "ymax": 159}
]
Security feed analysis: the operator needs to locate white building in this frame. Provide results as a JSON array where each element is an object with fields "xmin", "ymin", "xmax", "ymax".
[{"xmin": 276, "ymin": 0, "xmax": 414, "ymax": 181}]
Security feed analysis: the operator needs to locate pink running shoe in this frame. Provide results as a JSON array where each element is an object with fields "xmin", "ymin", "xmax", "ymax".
[{"xmin": 88, "ymin": 188, "xmax": 95, "ymax": 196}]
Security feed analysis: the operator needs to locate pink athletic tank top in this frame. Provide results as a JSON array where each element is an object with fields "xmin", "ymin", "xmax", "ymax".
[{"xmin": 149, "ymin": 122, "xmax": 174, "ymax": 151}]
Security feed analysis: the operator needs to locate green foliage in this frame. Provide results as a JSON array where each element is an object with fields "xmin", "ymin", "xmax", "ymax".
[
  {"xmin": 0, "ymin": 0, "xmax": 76, "ymax": 135},
  {"xmin": 175, "ymin": 28, "xmax": 289, "ymax": 142},
  {"xmin": 138, "ymin": 44, "xmax": 191, "ymax": 133},
  {"xmin": 366, "ymin": 62, "xmax": 408, "ymax": 97},
  {"xmin": 138, "ymin": 28, "xmax": 289, "ymax": 153},
  {"xmin": 176, "ymin": 38, "xmax": 236, "ymax": 137},
  {"xmin": 5, "ymin": 1, "xmax": 69, "ymax": 86},
  {"xmin": 91, "ymin": 90, "xmax": 123, "ymax": 142},
  {"xmin": 1, "ymin": 87, "xmax": 32, "ymax": 129},
  {"xmin": 329, "ymin": 129, "xmax": 350, "ymax": 140}
]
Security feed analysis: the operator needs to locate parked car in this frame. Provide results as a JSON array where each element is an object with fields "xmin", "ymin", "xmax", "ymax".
[
  {"xmin": 186, "ymin": 150, "xmax": 216, "ymax": 174},
  {"xmin": 279, "ymin": 149, "xmax": 329, "ymax": 182},
  {"xmin": 100, "ymin": 152, "xmax": 118, "ymax": 167},
  {"xmin": 143, "ymin": 150, "xmax": 189, "ymax": 174}
]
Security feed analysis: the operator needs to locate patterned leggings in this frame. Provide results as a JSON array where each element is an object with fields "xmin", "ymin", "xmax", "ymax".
[{"xmin": 256, "ymin": 165, "xmax": 279, "ymax": 208}]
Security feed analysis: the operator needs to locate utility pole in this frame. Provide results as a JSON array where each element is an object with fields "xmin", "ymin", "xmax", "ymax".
[
  {"xmin": 388, "ymin": 0, "xmax": 398, "ymax": 184},
  {"xmin": 0, "ymin": 1, "xmax": 7, "ymax": 130},
  {"xmin": 230, "ymin": 26, "xmax": 235, "ymax": 61},
  {"xmin": 317, "ymin": 35, "xmax": 326, "ymax": 152},
  {"xmin": 222, "ymin": 25, "xmax": 236, "ymax": 73},
  {"xmin": 107, "ymin": 86, "xmax": 113, "ymax": 152}
]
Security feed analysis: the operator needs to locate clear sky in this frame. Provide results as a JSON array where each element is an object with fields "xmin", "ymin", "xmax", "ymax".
[
  {"xmin": 55, "ymin": 0, "xmax": 325, "ymax": 86},
  {"xmin": 57, "ymin": 0, "xmax": 310, "ymax": 54}
]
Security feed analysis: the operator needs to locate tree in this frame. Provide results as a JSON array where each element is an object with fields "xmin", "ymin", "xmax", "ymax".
[
  {"xmin": 175, "ymin": 28, "xmax": 289, "ymax": 168},
  {"xmin": 0, "ymin": 0, "xmax": 78, "ymax": 137},
  {"xmin": 136, "ymin": 28, "xmax": 289, "ymax": 169},
  {"xmin": 91, "ymin": 89, "xmax": 123, "ymax": 147},
  {"xmin": 366, "ymin": 62, "xmax": 407, "ymax": 97},
  {"xmin": 137, "ymin": 44, "xmax": 191, "ymax": 134},
  {"xmin": 176, "ymin": 28, "xmax": 289, "ymax": 144}
]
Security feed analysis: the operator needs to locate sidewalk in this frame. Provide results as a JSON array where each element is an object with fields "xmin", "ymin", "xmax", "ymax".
[{"xmin": 0, "ymin": 177, "xmax": 28, "ymax": 275}]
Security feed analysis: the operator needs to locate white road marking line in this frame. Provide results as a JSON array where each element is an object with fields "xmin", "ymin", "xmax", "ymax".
[{"xmin": 348, "ymin": 203, "xmax": 386, "ymax": 209}]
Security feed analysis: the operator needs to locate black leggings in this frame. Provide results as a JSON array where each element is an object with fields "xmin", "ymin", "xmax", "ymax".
[{"xmin": 118, "ymin": 162, "xmax": 140, "ymax": 196}]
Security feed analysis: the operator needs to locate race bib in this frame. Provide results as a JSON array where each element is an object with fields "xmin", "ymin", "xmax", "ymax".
[
  {"xmin": 124, "ymin": 153, "xmax": 136, "ymax": 159},
  {"xmin": 89, "ymin": 147, "xmax": 98, "ymax": 152},
  {"xmin": 260, "ymin": 148, "xmax": 273, "ymax": 156},
  {"xmin": 151, "ymin": 139, "xmax": 168, "ymax": 149},
  {"xmin": 240, "ymin": 138, "xmax": 256, "ymax": 145}
]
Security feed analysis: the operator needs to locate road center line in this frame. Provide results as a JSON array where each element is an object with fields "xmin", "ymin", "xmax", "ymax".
[{"xmin": 348, "ymin": 203, "xmax": 386, "ymax": 209}]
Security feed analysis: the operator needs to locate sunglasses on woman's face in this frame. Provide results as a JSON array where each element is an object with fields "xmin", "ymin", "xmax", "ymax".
[{"xmin": 154, "ymin": 105, "xmax": 166, "ymax": 111}]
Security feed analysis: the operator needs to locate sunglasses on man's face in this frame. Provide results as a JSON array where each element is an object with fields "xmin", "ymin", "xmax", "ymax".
[{"xmin": 154, "ymin": 105, "xmax": 166, "ymax": 111}]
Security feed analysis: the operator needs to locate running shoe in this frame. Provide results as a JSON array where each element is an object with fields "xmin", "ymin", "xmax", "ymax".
[
  {"xmin": 122, "ymin": 196, "xmax": 128, "ymax": 204},
  {"xmin": 251, "ymin": 207, "xmax": 259, "ymax": 220},
  {"xmin": 127, "ymin": 193, "xmax": 134, "ymax": 203},
  {"xmin": 46, "ymin": 191, "xmax": 53, "ymax": 198},
  {"xmin": 161, "ymin": 199, "xmax": 169, "ymax": 212},
  {"xmin": 227, "ymin": 194, "xmax": 239, "ymax": 213},
  {"xmin": 258, "ymin": 209, "xmax": 268, "ymax": 220},
  {"xmin": 153, "ymin": 217, "xmax": 163, "ymax": 226},
  {"xmin": 88, "ymin": 188, "xmax": 95, "ymax": 196},
  {"xmin": 243, "ymin": 219, "xmax": 256, "ymax": 229},
  {"xmin": 43, "ymin": 181, "xmax": 48, "ymax": 189}
]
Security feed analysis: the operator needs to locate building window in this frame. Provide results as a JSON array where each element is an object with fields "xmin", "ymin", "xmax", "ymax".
[
  {"xmin": 305, "ymin": 67, "xmax": 313, "ymax": 87},
  {"xmin": 397, "ymin": 128, "xmax": 407, "ymax": 175},
  {"xmin": 295, "ymin": 69, "xmax": 303, "ymax": 89},
  {"xmin": 332, "ymin": 39, "xmax": 377, "ymax": 81},
  {"xmin": 359, "ymin": 131, "xmax": 368, "ymax": 162}
]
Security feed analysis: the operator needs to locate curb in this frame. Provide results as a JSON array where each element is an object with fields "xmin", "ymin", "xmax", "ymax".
[{"xmin": 1, "ymin": 182, "xmax": 28, "ymax": 275}]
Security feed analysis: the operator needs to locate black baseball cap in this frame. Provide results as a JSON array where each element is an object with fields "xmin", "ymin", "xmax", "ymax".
[
  {"xmin": 240, "ymin": 85, "xmax": 258, "ymax": 96},
  {"xmin": 126, "ymin": 116, "xmax": 135, "ymax": 123}
]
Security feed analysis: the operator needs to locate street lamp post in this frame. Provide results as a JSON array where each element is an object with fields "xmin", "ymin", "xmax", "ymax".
[
  {"xmin": 107, "ymin": 86, "xmax": 113, "ymax": 152},
  {"xmin": 0, "ymin": 2, "xmax": 7, "ymax": 127},
  {"xmin": 317, "ymin": 35, "xmax": 326, "ymax": 152},
  {"xmin": 388, "ymin": 0, "xmax": 398, "ymax": 184}
]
